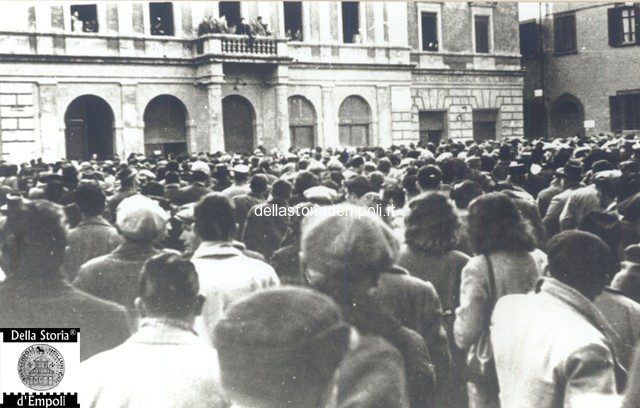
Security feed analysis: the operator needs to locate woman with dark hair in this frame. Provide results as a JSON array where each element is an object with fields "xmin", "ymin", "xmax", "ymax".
[
  {"xmin": 454, "ymin": 192, "xmax": 543, "ymax": 408},
  {"xmin": 398, "ymin": 192, "xmax": 470, "ymax": 408}
]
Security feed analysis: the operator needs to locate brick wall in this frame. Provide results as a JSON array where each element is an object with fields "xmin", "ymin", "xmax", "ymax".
[{"xmin": 0, "ymin": 83, "xmax": 37, "ymax": 159}]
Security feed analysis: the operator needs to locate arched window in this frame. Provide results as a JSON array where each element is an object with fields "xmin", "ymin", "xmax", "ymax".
[
  {"xmin": 143, "ymin": 95, "xmax": 188, "ymax": 157},
  {"xmin": 64, "ymin": 95, "xmax": 114, "ymax": 160},
  {"xmin": 288, "ymin": 96, "xmax": 316, "ymax": 149},
  {"xmin": 338, "ymin": 95, "xmax": 371, "ymax": 146},
  {"xmin": 552, "ymin": 94, "xmax": 584, "ymax": 138}
]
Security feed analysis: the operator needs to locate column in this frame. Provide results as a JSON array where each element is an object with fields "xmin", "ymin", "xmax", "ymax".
[
  {"xmin": 207, "ymin": 84, "xmax": 224, "ymax": 152},
  {"xmin": 376, "ymin": 85, "xmax": 392, "ymax": 146},
  {"xmin": 274, "ymin": 84, "xmax": 290, "ymax": 151},
  {"xmin": 120, "ymin": 83, "xmax": 143, "ymax": 157},
  {"xmin": 322, "ymin": 86, "xmax": 337, "ymax": 147},
  {"xmin": 37, "ymin": 81, "xmax": 64, "ymax": 160}
]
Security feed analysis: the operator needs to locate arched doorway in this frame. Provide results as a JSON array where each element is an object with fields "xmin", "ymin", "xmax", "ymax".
[
  {"xmin": 143, "ymin": 95, "xmax": 188, "ymax": 157},
  {"xmin": 338, "ymin": 95, "xmax": 371, "ymax": 147},
  {"xmin": 64, "ymin": 95, "xmax": 114, "ymax": 160},
  {"xmin": 552, "ymin": 94, "xmax": 584, "ymax": 138},
  {"xmin": 288, "ymin": 96, "xmax": 316, "ymax": 149},
  {"xmin": 222, "ymin": 95, "xmax": 255, "ymax": 154}
]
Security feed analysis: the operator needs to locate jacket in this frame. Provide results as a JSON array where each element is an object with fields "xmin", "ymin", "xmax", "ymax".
[
  {"xmin": 372, "ymin": 267, "xmax": 451, "ymax": 400},
  {"xmin": 190, "ymin": 241, "xmax": 279, "ymax": 343},
  {"xmin": 537, "ymin": 183, "xmax": 564, "ymax": 218},
  {"xmin": 174, "ymin": 183, "xmax": 211, "ymax": 206},
  {"xmin": 454, "ymin": 251, "xmax": 543, "ymax": 351},
  {"xmin": 80, "ymin": 318, "xmax": 229, "ymax": 408},
  {"xmin": 543, "ymin": 186, "xmax": 580, "ymax": 238},
  {"xmin": 233, "ymin": 192, "xmax": 265, "ymax": 240},
  {"xmin": 73, "ymin": 242, "xmax": 177, "ymax": 328},
  {"xmin": 594, "ymin": 287, "xmax": 640, "ymax": 370},
  {"xmin": 242, "ymin": 199, "xmax": 289, "ymax": 259},
  {"xmin": 559, "ymin": 184, "xmax": 601, "ymax": 231},
  {"xmin": 491, "ymin": 278, "xmax": 622, "ymax": 408},
  {"xmin": 0, "ymin": 277, "xmax": 130, "ymax": 361},
  {"xmin": 611, "ymin": 261, "xmax": 640, "ymax": 304},
  {"xmin": 63, "ymin": 216, "xmax": 122, "ymax": 281}
]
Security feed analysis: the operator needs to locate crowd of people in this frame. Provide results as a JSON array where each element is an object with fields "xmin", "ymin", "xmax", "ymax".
[
  {"xmin": 3, "ymin": 133, "xmax": 640, "ymax": 407},
  {"xmin": 198, "ymin": 14, "xmax": 272, "ymax": 37}
]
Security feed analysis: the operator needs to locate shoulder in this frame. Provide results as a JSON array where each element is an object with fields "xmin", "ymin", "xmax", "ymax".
[{"xmin": 70, "ymin": 287, "xmax": 128, "ymax": 316}]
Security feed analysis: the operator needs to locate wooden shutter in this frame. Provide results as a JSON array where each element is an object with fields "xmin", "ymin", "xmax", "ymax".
[
  {"xmin": 610, "ymin": 95, "xmax": 621, "ymax": 132},
  {"xmin": 635, "ymin": 4, "xmax": 640, "ymax": 45},
  {"xmin": 608, "ymin": 7, "xmax": 621, "ymax": 47}
]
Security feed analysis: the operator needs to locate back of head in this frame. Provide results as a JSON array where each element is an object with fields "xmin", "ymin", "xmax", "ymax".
[
  {"xmin": 546, "ymin": 230, "xmax": 614, "ymax": 299},
  {"xmin": 139, "ymin": 253, "xmax": 200, "ymax": 319},
  {"xmin": 294, "ymin": 171, "xmax": 319, "ymax": 195},
  {"xmin": 271, "ymin": 179, "xmax": 292, "ymax": 201},
  {"xmin": 194, "ymin": 193, "xmax": 235, "ymax": 241},
  {"xmin": 344, "ymin": 176, "xmax": 371, "ymax": 199},
  {"xmin": 467, "ymin": 192, "xmax": 536, "ymax": 254},
  {"xmin": 402, "ymin": 174, "xmax": 419, "ymax": 197},
  {"xmin": 301, "ymin": 205, "xmax": 398, "ymax": 284},
  {"xmin": 249, "ymin": 174, "xmax": 269, "ymax": 195},
  {"xmin": 417, "ymin": 165, "xmax": 443, "ymax": 190},
  {"xmin": 450, "ymin": 180, "xmax": 483, "ymax": 210},
  {"xmin": 213, "ymin": 287, "xmax": 349, "ymax": 408},
  {"xmin": 116, "ymin": 195, "xmax": 168, "ymax": 243},
  {"xmin": 406, "ymin": 192, "xmax": 459, "ymax": 254},
  {"xmin": 1, "ymin": 200, "xmax": 67, "ymax": 278},
  {"xmin": 75, "ymin": 182, "xmax": 106, "ymax": 217}
]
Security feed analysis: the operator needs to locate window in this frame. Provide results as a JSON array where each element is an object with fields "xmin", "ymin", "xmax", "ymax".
[
  {"xmin": 474, "ymin": 15, "xmax": 490, "ymax": 53},
  {"xmin": 473, "ymin": 109, "xmax": 498, "ymax": 142},
  {"xmin": 554, "ymin": 13, "xmax": 577, "ymax": 54},
  {"xmin": 419, "ymin": 111, "xmax": 446, "ymax": 145},
  {"xmin": 339, "ymin": 96, "xmax": 371, "ymax": 146},
  {"xmin": 149, "ymin": 2, "xmax": 174, "ymax": 36},
  {"xmin": 342, "ymin": 2, "xmax": 360, "ymax": 43},
  {"xmin": 610, "ymin": 92, "xmax": 640, "ymax": 131},
  {"xmin": 608, "ymin": 5, "xmax": 640, "ymax": 47},
  {"xmin": 289, "ymin": 96, "xmax": 316, "ymax": 149},
  {"xmin": 519, "ymin": 22, "xmax": 538, "ymax": 58},
  {"xmin": 219, "ymin": 2, "xmax": 241, "ymax": 29},
  {"xmin": 70, "ymin": 4, "xmax": 98, "ymax": 33},
  {"xmin": 284, "ymin": 2, "xmax": 303, "ymax": 41},
  {"xmin": 421, "ymin": 12, "xmax": 439, "ymax": 51}
]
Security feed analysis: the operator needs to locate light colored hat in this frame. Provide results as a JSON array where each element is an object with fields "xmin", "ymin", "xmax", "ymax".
[
  {"xmin": 233, "ymin": 164, "xmax": 250, "ymax": 174},
  {"xmin": 116, "ymin": 195, "xmax": 169, "ymax": 241},
  {"xmin": 175, "ymin": 203, "xmax": 195, "ymax": 223},
  {"xmin": 190, "ymin": 161, "xmax": 211, "ymax": 176},
  {"xmin": 303, "ymin": 185, "xmax": 338, "ymax": 202}
]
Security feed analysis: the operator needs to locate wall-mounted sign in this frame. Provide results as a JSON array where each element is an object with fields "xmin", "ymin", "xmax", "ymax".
[
  {"xmin": 534, "ymin": 89, "xmax": 543, "ymax": 97},
  {"xmin": 584, "ymin": 120, "xmax": 595, "ymax": 129}
]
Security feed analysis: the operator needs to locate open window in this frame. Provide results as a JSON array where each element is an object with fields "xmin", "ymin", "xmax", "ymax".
[
  {"xmin": 149, "ymin": 2, "xmax": 174, "ymax": 36},
  {"xmin": 219, "ymin": 1, "xmax": 241, "ymax": 30},
  {"xmin": 608, "ymin": 4, "xmax": 640, "ymax": 47},
  {"xmin": 70, "ymin": 4, "xmax": 98, "ymax": 33},
  {"xmin": 474, "ymin": 15, "xmax": 490, "ymax": 53},
  {"xmin": 284, "ymin": 2, "xmax": 303, "ymax": 41},
  {"xmin": 610, "ymin": 92, "xmax": 640, "ymax": 132},
  {"xmin": 519, "ymin": 21, "xmax": 538, "ymax": 58},
  {"xmin": 341, "ymin": 2, "xmax": 360, "ymax": 43},
  {"xmin": 421, "ymin": 12, "xmax": 439, "ymax": 51}
]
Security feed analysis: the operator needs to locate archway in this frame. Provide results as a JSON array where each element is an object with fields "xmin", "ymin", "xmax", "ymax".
[
  {"xmin": 288, "ymin": 96, "xmax": 316, "ymax": 149},
  {"xmin": 551, "ymin": 94, "xmax": 584, "ymax": 138},
  {"xmin": 143, "ymin": 95, "xmax": 188, "ymax": 157},
  {"xmin": 338, "ymin": 95, "xmax": 371, "ymax": 147},
  {"xmin": 64, "ymin": 95, "xmax": 114, "ymax": 160},
  {"xmin": 222, "ymin": 95, "xmax": 255, "ymax": 154}
]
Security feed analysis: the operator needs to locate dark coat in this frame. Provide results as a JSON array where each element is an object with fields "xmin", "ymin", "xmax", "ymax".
[
  {"xmin": 373, "ymin": 267, "xmax": 452, "ymax": 407},
  {"xmin": 242, "ymin": 199, "xmax": 289, "ymax": 259},
  {"xmin": 233, "ymin": 192, "xmax": 265, "ymax": 239},
  {"xmin": 173, "ymin": 183, "xmax": 211, "ymax": 206},
  {"xmin": 0, "ymin": 277, "xmax": 130, "ymax": 361}
]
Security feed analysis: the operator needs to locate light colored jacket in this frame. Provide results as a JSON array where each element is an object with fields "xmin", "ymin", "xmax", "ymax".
[
  {"xmin": 191, "ymin": 241, "xmax": 279, "ymax": 343},
  {"xmin": 454, "ymin": 250, "xmax": 543, "ymax": 351},
  {"xmin": 491, "ymin": 278, "xmax": 622, "ymax": 408},
  {"xmin": 80, "ymin": 318, "xmax": 229, "ymax": 408},
  {"xmin": 559, "ymin": 184, "xmax": 600, "ymax": 231}
]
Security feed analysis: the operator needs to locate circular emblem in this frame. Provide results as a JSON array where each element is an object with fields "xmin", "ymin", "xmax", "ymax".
[{"xmin": 17, "ymin": 344, "xmax": 65, "ymax": 391}]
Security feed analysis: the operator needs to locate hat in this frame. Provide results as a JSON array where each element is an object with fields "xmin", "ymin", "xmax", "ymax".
[
  {"xmin": 593, "ymin": 169, "xmax": 622, "ymax": 182},
  {"xmin": 213, "ymin": 163, "xmax": 230, "ymax": 178},
  {"xmin": 138, "ymin": 169, "xmax": 156, "ymax": 181},
  {"xmin": 116, "ymin": 195, "xmax": 169, "ymax": 242},
  {"xmin": 303, "ymin": 185, "xmax": 338, "ymax": 203},
  {"xmin": 232, "ymin": 164, "xmax": 250, "ymax": 175},
  {"xmin": 190, "ymin": 161, "xmax": 211, "ymax": 176},
  {"xmin": 301, "ymin": 205, "xmax": 397, "ymax": 279},
  {"xmin": 508, "ymin": 162, "xmax": 527, "ymax": 177},
  {"xmin": 556, "ymin": 160, "xmax": 582, "ymax": 181},
  {"xmin": 116, "ymin": 166, "xmax": 138, "ymax": 181},
  {"xmin": 592, "ymin": 160, "xmax": 615, "ymax": 174},
  {"xmin": 213, "ymin": 287, "xmax": 350, "ymax": 408},
  {"xmin": 175, "ymin": 203, "xmax": 195, "ymax": 223}
]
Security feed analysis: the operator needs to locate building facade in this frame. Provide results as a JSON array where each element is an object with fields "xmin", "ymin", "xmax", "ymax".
[
  {"xmin": 0, "ymin": 1, "xmax": 522, "ymax": 162},
  {"xmin": 520, "ymin": 2, "xmax": 640, "ymax": 139}
]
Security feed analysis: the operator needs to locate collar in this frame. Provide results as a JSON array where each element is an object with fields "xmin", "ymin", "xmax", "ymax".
[
  {"xmin": 113, "ymin": 241, "xmax": 158, "ymax": 255},
  {"xmin": 537, "ymin": 277, "xmax": 626, "ymax": 388},
  {"xmin": 192, "ymin": 241, "xmax": 243, "ymax": 259},
  {"xmin": 77, "ymin": 215, "xmax": 112, "ymax": 228},
  {"xmin": 129, "ymin": 317, "xmax": 199, "ymax": 345}
]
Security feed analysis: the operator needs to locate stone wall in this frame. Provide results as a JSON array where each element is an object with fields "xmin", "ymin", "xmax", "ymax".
[{"xmin": 0, "ymin": 83, "xmax": 38, "ymax": 160}]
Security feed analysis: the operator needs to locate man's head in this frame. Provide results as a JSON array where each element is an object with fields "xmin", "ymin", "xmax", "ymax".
[
  {"xmin": 136, "ymin": 253, "xmax": 204, "ymax": 322},
  {"xmin": 74, "ymin": 182, "xmax": 106, "ymax": 217},
  {"xmin": 416, "ymin": 165, "xmax": 442, "ymax": 192},
  {"xmin": 344, "ymin": 176, "xmax": 370, "ymax": 203},
  {"xmin": 545, "ymin": 230, "xmax": 615, "ymax": 300},
  {"xmin": 1, "ymin": 200, "xmax": 67, "ymax": 278},
  {"xmin": 300, "ymin": 205, "xmax": 398, "ymax": 289},
  {"xmin": 233, "ymin": 165, "xmax": 250, "ymax": 184},
  {"xmin": 116, "ymin": 195, "xmax": 169, "ymax": 243},
  {"xmin": 556, "ymin": 160, "xmax": 582, "ymax": 189},
  {"xmin": 271, "ymin": 179, "xmax": 292, "ymax": 202},
  {"xmin": 194, "ymin": 193, "xmax": 236, "ymax": 242},
  {"xmin": 213, "ymin": 287, "xmax": 350, "ymax": 408},
  {"xmin": 249, "ymin": 174, "xmax": 269, "ymax": 197}
]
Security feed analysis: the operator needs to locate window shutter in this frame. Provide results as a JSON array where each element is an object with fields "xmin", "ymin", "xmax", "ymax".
[
  {"xmin": 610, "ymin": 95, "xmax": 621, "ymax": 132},
  {"xmin": 608, "ymin": 7, "xmax": 621, "ymax": 47},
  {"xmin": 635, "ymin": 4, "xmax": 640, "ymax": 45}
]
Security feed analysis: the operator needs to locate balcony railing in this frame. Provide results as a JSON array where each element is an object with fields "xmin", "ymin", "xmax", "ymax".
[
  {"xmin": 196, "ymin": 34, "xmax": 288, "ymax": 60},
  {"xmin": 220, "ymin": 36, "xmax": 277, "ymax": 55}
]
